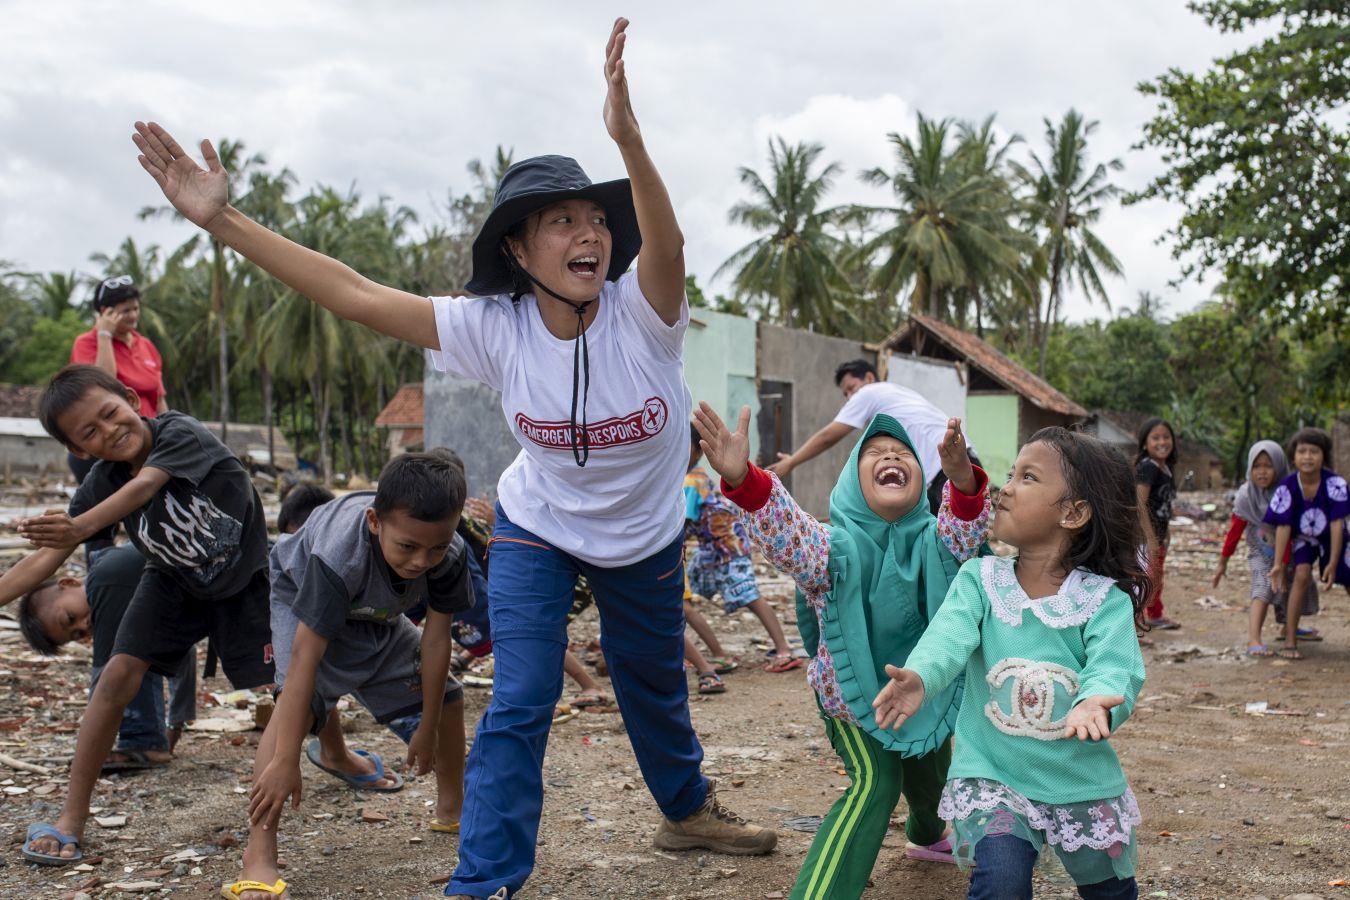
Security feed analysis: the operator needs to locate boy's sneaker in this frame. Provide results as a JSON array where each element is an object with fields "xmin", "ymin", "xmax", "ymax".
[{"xmin": 653, "ymin": 781, "xmax": 777, "ymax": 856}]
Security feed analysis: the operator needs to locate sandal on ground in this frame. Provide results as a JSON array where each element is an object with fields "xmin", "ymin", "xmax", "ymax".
[
  {"xmin": 698, "ymin": 673, "xmax": 727, "ymax": 694},
  {"xmin": 1296, "ymin": 627, "xmax": 1323, "ymax": 642},
  {"xmin": 101, "ymin": 748, "xmax": 169, "ymax": 774},
  {"xmin": 764, "ymin": 654, "xmax": 803, "ymax": 673},
  {"xmin": 429, "ymin": 818, "xmax": 460, "ymax": 834},
  {"xmin": 21, "ymin": 823, "xmax": 82, "ymax": 866},
  {"xmin": 304, "ymin": 739, "xmax": 404, "ymax": 792},
  {"xmin": 1146, "ymin": 617, "xmax": 1181, "ymax": 630},
  {"xmin": 904, "ymin": 835, "xmax": 956, "ymax": 864},
  {"xmin": 706, "ymin": 657, "xmax": 739, "ymax": 674},
  {"xmin": 220, "ymin": 878, "xmax": 288, "ymax": 898},
  {"xmin": 1276, "ymin": 645, "xmax": 1304, "ymax": 660},
  {"xmin": 1246, "ymin": 643, "xmax": 1274, "ymax": 657},
  {"xmin": 571, "ymin": 691, "xmax": 611, "ymax": 709}
]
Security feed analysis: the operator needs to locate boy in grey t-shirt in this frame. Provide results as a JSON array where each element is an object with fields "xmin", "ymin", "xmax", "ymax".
[{"xmin": 229, "ymin": 453, "xmax": 472, "ymax": 900}]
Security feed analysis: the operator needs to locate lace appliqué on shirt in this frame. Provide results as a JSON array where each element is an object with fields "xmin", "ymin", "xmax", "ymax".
[
  {"xmin": 981, "ymin": 556, "xmax": 1114, "ymax": 629},
  {"xmin": 939, "ymin": 777, "xmax": 1142, "ymax": 854},
  {"xmin": 984, "ymin": 658, "xmax": 1079, "ymax": 740}
]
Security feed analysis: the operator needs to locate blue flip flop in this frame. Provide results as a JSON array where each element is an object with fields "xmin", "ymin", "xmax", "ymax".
[
  {"xmin": 22, "ymin": 822, "xmax": 83, "ymax": 866},
  {"xmin": 304, "ymin": 739, "xmax": 404, "ymax": 792}
]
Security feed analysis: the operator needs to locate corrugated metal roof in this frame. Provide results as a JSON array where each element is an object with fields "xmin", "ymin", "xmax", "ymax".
[
  {"xmin": 883, "ymin": 315, "xmax": 1088, "ymax": 418},
  {"xmin": 376, "ymin": 383, "xmax": 424, "ymax": 427}
]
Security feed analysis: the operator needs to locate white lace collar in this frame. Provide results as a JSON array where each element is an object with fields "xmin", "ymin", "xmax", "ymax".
[{"xmin": 980, "ymin": 555, "xmax": 1114, "ymax": 629}]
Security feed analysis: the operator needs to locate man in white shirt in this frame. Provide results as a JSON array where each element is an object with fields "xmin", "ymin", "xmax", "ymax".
[{"xmin": 767, "ymin": 359, "xmax": 980, "ymax": 512}]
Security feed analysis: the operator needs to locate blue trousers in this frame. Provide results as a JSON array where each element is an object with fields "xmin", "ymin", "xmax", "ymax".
[
  {"xmin": 448, "ymin": 505, "xmax": 708, "ymax": 897},
  {"xmin": 968, "ymin": 834, "xmax": 1138, "ymax": 900}
]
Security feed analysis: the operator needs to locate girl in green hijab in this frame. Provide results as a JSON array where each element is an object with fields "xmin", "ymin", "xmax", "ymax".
[{"xmin": 694, "ymin": 401, "xmax": 992, "ymax": 900}]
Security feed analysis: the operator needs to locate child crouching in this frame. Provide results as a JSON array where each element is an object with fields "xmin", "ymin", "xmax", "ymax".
[{"xmin": 227, "ymin": 452, "xmax": 473, "ymax": 899}]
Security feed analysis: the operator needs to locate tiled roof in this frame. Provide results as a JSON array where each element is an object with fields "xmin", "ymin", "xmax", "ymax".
[
  {"xmin": 376, "ymin": 383, "xmax": 424, "ymax": 427},
  {"xmin": 0, "ymin": 384, "xmax": 41, "ymax": 418},
  {"xmin": 883, "ymin": 315, "xmax": 1088, "ymax": 418}
]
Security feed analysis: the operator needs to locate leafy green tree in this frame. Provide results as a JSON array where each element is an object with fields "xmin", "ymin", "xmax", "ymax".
[
  {"xmin": 1169, "ymin": 298, "xmax": 1297, "ymax": 477},
  {"xmin": 1012, "ymin": 109, "xmax": 1124, "ymax": 376},
  {"xmin": 1132, "ymin": 1, "xmax": 1348, "ymax": 331},
  {"xmin": 6, "ymin": 310, "xmax": 88, "ymax": 386},
  {"xmin": 717, "ymin": 137, "xmax": 852, "ymax": 332}
]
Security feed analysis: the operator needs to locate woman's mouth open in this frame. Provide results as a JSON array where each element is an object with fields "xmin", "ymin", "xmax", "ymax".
[{"xmin": 567, "ymin": 255, "xmax": 599, "ymax": 278}]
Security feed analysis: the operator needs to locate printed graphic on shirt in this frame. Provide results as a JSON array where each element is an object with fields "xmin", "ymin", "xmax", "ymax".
[
  {"xmin": 1299, "ymin": 508, "xmax": 1328, "ymax": 537},
  {"xmin": 135, "ymin": 487, "xmax": 243, "ymax": 586},
  {"xmin": 515, "ymin": 397, "xmax": 668, "ymax": 451},
  {"xmin": 1329, "ymin": 476, "xmax": 1348, "ymax": 503},
  {"xmin": 1270, "ymin": 485, "xmax": 1292, "ymax": 515}
]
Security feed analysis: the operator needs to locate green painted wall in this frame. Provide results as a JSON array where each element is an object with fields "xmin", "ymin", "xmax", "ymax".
[
  {"xmin": 966, "ymin": 393, "xmax": 1019, "ymax": 483},
  {"xmin": 683, "ymin": 310, "xmax": 760, "ymax": 460}
]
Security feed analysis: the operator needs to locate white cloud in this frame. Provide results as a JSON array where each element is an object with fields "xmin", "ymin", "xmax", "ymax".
[{"xmin": 2, "ymin": 0, "xmax": 1252, "ymax": 322}]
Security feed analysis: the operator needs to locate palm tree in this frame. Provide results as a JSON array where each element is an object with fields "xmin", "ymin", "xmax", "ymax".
[
  {"xmin": 1012, "ymin": 109, "xmax": 1124, "ymax": 375},
  {"xmin": 25, "ymin": 271, "xmax": 82, "ymax": 319},
  {"xmin": 853, "ymin": 114, "xmax": 1026, "ymax": 323},
  {"xmin": 715, "ymin": 137, "xmax": 852, "ymax": 333}
]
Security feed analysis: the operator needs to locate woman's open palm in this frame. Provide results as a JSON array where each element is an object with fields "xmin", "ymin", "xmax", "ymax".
[
  {"xmin": 602, "ymin": 18, "xmax": 640, "ymax": 146},
  {"xmin": 133, "ymin": 121, "xmax": 229, "ymax": 229}
]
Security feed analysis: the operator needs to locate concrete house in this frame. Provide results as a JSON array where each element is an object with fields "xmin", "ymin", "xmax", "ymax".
[{"xmin": 880, "ymin": 314, "xmax": 1089, "ymax": 481}]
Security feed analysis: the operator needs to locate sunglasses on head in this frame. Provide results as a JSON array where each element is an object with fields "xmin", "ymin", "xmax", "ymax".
[{"xmin": 95, "ymin": 275, "xmax": 135, "ymax": 304}]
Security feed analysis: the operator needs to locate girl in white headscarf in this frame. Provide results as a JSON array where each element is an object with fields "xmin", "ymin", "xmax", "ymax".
[{"xmin": 1213, "ymin": 440, "xmax": 1318, "ymax": 655}]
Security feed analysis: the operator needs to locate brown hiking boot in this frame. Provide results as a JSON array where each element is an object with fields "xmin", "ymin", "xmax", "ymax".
[{"xmin": 653, "ymin": 781, "xmax": 778, "ymax": 856}]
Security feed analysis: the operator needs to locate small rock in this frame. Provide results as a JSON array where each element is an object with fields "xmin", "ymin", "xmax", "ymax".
[
  {"xmin": 1325, "ymin": 811, "xmax": 1342, "ymax": 820},
  {"xmin": 172, "ymin": 864, "xmax": 188, "ymax": 876},
  {"xmin": 719, "ymin": 868, "xmax": 738, "ymax": 878},
  {"xmin": 321, "ymin": 847, "xmax": 335, "ymax": 857},
  {"xmin": 93, "ymin": 814, "xmax": 127, "ymax": 829},
  {"xmin": 1242, "ymin": 818, "xmax": 1255, "ymax": 826},
  {"xmin": 1270, "ymin": 838, "xmax": 1284, "ymax": 846},
  {"xmin": 360, "ymin": 808, "xmax": 390, "ymax": 823},
  {"xmin": 103, "ymin": 882, "xmax": 162, "ymax": 894}
]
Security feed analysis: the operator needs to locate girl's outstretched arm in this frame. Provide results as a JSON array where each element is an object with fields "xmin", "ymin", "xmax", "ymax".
[
  {"xmin": 694, "ymin": 402, "xmax": 830, "ymax": 595},
  {"xmin": 603, "ymin": 18, "xmax": 684, "ymax": 324},
  {"xmin": 133, "ymin": 122, "xmax": 437, "ymax": 349}
]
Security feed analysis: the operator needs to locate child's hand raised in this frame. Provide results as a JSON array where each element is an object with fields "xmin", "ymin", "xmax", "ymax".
[
  {"xmin": 937, "ymin": 418, "xmax": 977, "ymax": 495},
  {"xmin": 16, "ymin": 509, "xmax": 87, "ymax": 550},
  {"xmin": 1064, "ymin": 695, "xmax": 1124, "ymax": 742},
  {"xmin": 693, "ymin": 402, "xmax": 751, "ymax": 489},
  {"xmin": 872, "ymin": 665, "xmax": 926, "ymax": 730}
]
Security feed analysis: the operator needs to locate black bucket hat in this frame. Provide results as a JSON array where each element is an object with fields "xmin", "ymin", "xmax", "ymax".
[{"xmin": 465, "ymin": 155, "xmax": 642, "ymax": 296}]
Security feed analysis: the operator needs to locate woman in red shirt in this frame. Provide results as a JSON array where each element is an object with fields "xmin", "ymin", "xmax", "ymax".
[{"xmin": 69, "ymin": 276, "xmax": 168, "ymax": 418}]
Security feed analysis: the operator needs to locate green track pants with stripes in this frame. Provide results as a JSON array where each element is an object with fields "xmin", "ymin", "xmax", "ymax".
[{"xmin": 790, "ymin": 707, "xmax": 951, "ymax": 900}]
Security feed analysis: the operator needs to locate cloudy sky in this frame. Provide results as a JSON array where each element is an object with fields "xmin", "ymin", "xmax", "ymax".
[{"xmin": 2, "ymin": 1, "xmax": 1251, "ymax": 322}]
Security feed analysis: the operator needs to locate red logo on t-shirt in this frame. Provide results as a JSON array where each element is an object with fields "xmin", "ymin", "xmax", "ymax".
[{"xmin": 516, "ymin": 397, "xmax": 669, "ymax": 451}]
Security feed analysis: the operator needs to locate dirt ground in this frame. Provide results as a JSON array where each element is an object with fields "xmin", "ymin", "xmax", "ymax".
[{"xmin": 2, "ymin": 504, "xmax": 1349, "ymax": 899}]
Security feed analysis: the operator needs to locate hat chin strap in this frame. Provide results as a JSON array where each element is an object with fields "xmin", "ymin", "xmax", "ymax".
[{"xmin": 506, "ymin": 252, "xmax": 600, "ymax": 468}]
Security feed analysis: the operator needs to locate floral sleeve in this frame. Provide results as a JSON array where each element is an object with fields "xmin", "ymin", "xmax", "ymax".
[
  {"xmin": 724, "ymin": 466, "xmax": 831, "ymax": 597},
  {"xmin": 937, "ymin": 468, "xmax": 992, "ymax": 563}
]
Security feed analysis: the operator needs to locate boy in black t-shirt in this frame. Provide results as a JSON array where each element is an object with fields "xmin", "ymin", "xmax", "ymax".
[{"xmin": 0, "ymin": 365, "xmax": 273, "ymax": 867}]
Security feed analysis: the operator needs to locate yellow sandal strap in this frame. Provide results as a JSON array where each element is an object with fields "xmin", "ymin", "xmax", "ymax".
[{"xmin": 223, "ymin": 879, "xmax": 287, "ymax": 897}]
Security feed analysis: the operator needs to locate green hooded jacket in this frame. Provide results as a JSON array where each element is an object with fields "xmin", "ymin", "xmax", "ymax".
[{"xmin": 798, "ymin": 413, "xmax": 964, "ymax": 756}]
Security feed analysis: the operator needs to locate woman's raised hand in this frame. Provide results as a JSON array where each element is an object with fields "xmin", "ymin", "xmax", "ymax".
[
  {"xmin": 602, "ymin": 18, "xmax": 641, "ymax": 147},
  {"xmin": 693, "ymin": 401, "xmax": 751, "ymax": 489},
  {"xmin": 133, "ymin": 122, "xmax": 229, "ymax": 230}
]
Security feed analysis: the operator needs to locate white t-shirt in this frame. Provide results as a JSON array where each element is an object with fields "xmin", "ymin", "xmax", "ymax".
[
  {"xmin": 430, "ymin": 270, "xmax": 691, "ymax": 567},
  {"xmin": 833, "ymin": 381, "xmax": 973, "ymax": 487}
]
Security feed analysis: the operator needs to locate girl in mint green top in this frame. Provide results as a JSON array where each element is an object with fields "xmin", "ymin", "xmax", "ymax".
[{"xmin": 874, "ymin": 427, "xmax": 1150, "ymax": 897}]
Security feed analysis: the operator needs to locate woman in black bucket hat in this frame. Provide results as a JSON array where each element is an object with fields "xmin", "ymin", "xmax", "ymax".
[{"xmin": 132, "ymin": 17, "xmax": 774, "ymax": 900}]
